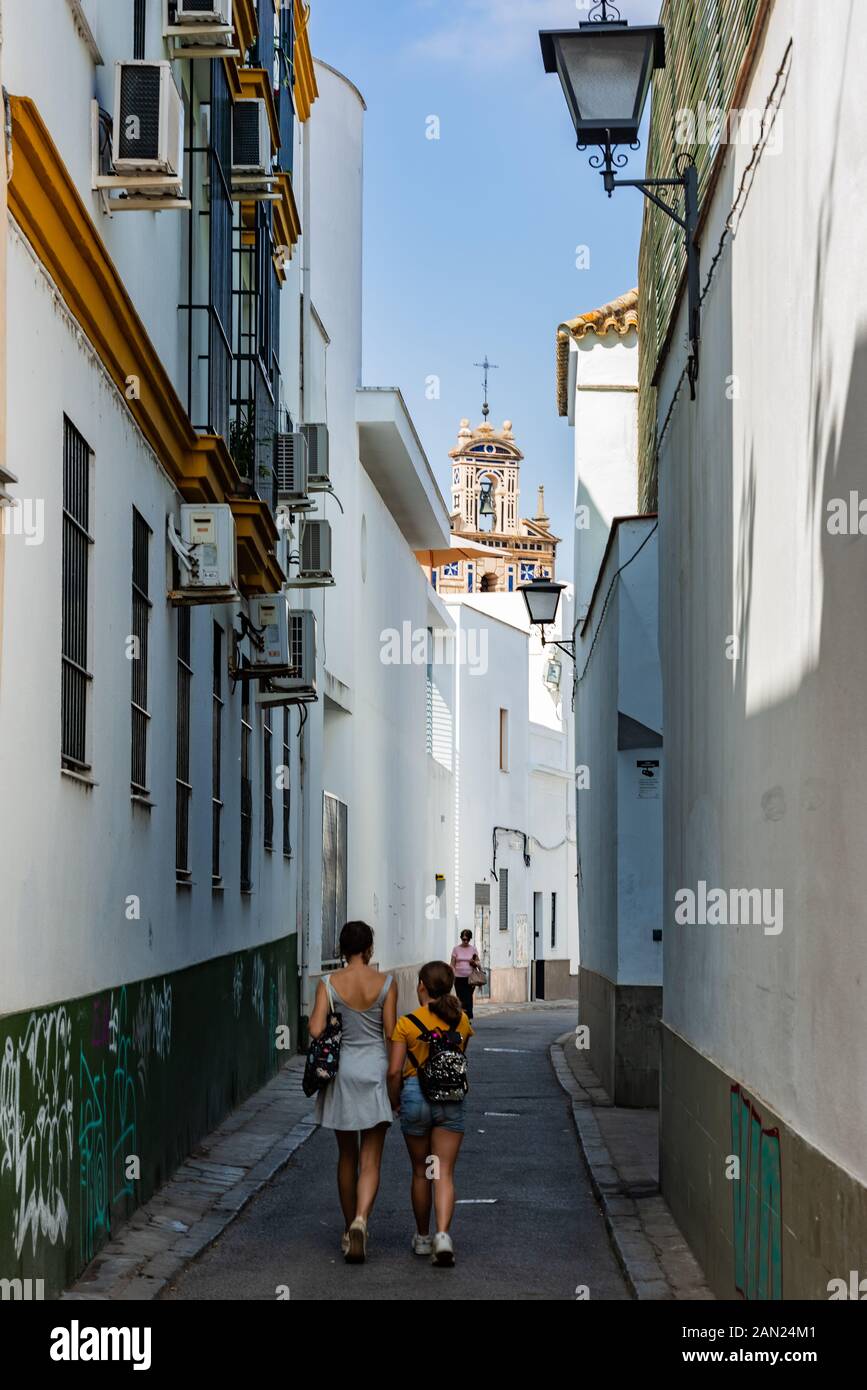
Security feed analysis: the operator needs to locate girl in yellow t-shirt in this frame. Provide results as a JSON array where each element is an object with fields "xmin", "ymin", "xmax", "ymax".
[{"xmin": 388, "ymin": 961, "xmax": 474, "ymax": 1267}]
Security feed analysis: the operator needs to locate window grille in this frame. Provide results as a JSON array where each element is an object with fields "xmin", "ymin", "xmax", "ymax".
[
  {"xmin": 131, "ymin": 509, "xmax": 152, "ymax": 793},
  {"xmin": 61, "ymin": 417, "xmax": 92, "ymax": 771}
]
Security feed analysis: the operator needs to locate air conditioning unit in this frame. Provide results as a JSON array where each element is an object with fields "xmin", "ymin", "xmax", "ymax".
[
  {"xmin": 248, "ymin": 594, "xmax": 290, "ymax": 671},
  {"xmin": 257, "ymin": 611, "xmax": 318, "ymax": 706},
  {"xmin": 274, "ymin": 431, "xmax": 310, "ymax": 507},
  {"xmin": 179, "ymin": 504, "xmax": 238, "ymax": 591},
  {"xmin": 112, "ymin": 62, "xmax": 184, "ymax": 179},
  {"xmin": 302, "ymin": 424, "xmax": 330, "ymax": 490},
  {"xmin": 233, "ymin": 99, "xmax": 271, "ymax": 177},
  {"xmin": 176, "ymin": 0, "xmax": 233, "ymax": 23},
  {"xmin": 299, "ymin": 519, "xmax": 333, "ymax": 581}
]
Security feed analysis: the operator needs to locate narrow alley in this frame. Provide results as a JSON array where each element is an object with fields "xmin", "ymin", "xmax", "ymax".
[{"xmin": 163, "ymin": 1010, "xmax": 629, "ymax": 1302}]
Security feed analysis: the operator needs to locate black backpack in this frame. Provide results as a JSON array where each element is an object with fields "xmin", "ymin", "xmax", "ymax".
[{"xmin": 406, "ymin": 1013, "xmax": 469, "ymax": 1103}]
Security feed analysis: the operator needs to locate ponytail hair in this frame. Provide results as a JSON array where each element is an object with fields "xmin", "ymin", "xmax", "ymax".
[{"xmin": 419, "ymin": 961, "xmax": 462, "ymax": 1028}]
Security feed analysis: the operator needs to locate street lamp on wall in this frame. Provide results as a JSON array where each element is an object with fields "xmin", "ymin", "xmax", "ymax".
[
  {"xmin": 540, "ymin": 1, "xmax": 702, "ymax": 397},
  {"xmin": 519, "ymin": 579, "xmax": 575, "ymax": 660}
]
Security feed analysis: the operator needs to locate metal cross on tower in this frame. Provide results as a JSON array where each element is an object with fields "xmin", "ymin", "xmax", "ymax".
[{"xmin": 474, "ymin": 356, "xmax": 499, "ymax": 420}]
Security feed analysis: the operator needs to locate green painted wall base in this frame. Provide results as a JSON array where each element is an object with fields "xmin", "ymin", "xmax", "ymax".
[
  {"xmin": 0, "ymin": 936, "xmax": 298, "ymax": 1298},
  {"xmin": 661, "ymin": 1022, "xmax": 867, "ymax": 1299}
]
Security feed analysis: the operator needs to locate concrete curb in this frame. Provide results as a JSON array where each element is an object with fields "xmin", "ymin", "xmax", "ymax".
[
  {"xmin": 63, "ymin": 1058, "xmax": 319, "ymax": 1302},
  {"xmin": 550, "ymin": 1037, "xmax": 713, "ymax": 1302}
]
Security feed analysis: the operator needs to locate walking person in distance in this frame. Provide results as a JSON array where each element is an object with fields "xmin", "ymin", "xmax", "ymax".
[
  {"xmin": 388, "ymin": 961, "xmax": 473, "ymax": 1267},
  {"xmin": 307, "ymin": 921, "xmax": 397, "ymax": 1263},
  {"xmin": 451, "ymin": 929, "xmax": 481, "ymax": 1020}
]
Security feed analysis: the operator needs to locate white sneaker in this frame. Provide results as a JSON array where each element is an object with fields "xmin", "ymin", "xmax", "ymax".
[
  {"xmin": 412, "ymin": 1233, "xmax": 433, "ymax": 1256},
  {"xmin": 431, "ymin": 1232, "xmax": 455, "ymax": 1267}
]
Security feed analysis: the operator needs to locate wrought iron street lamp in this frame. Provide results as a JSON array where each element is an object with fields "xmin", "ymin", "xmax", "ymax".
[
  {"xmin": 540, "ymin": 0, "xmax": 702, "ymax": 397},
  {"xmin": 519, "ymin": 579, "xmax": 575, "ymax": 659}
]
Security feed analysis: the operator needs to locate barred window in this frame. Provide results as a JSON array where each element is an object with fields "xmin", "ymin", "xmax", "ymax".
[
  {"xmin": 61, "ymin": 417, "xmax": 93, "ymax": 771},
  {"xmin": 241, "ymin": 664, "xmax": 253, "ymax": 892},
  {"xmin": 212, "ymin": 623, "xmax": 224, "ymax": 884},
  {"xmin": 134, "ymin": 0, "xmax": 146, "ymax": 60},
  {"xmin": 131, "ymin": 509, "xmax": 152, "ymax": 795},
  {"xmin": 263, "ymin": 706, "xmax": 274, "ymax": 852},
  {"xmin": 322, "ymin": 794, "xmax": 347, "ymax": 964},
  {"xmin": 499, "ymin": 867, "xmax": 509, "ymax": 933},
  {"xmin": 282, "ymin": 707, "xmax": 292, "ymax": 859},
  {"xmin": 176, "ymin": 608, "xmax": 193, "ymax": 881}
]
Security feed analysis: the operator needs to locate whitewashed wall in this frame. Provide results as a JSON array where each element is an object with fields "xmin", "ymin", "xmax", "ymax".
[
  {"xmin": 567, "ymin": 329, "xmax": 639, "ymax": 622},
  {"xmin": 300, "ymin": 63, "xmax": 453, "ymax": 1004},
  {"xmin": 655, "ymin": 0, "xmax": 867, "ymax": 1177},
  {"xmin": 448, "ymin": 590, "xmax": 577, "ymax": 996},
  {"xmin": 0, "ymin": 225, "xmax": 300, "ymax": 1015}
]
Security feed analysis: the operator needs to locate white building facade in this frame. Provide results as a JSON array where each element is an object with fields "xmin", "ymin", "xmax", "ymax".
[
  {"xmin": 558, "ymin": 294, "xmax": 663, "ymax": 1105},
  {"xmin": 640, "ymin": 0, "xmax": 867, "ymax": 1298},
  {"xmin": 0, "ymin": 2, "xmax": 451, "ymax": 1297},
  {"xmin": 447, "ymin": 591, "xmax": 578, "ymax": 1003}
]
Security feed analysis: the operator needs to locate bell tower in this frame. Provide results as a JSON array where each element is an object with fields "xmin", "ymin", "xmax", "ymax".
[
  {"xmin": 450, "ymin": 419, "xmax": 522, "ymax": 535},
  {"xmin": 438, "ymin": 417, "xmax": 559, "ymax": 597}
]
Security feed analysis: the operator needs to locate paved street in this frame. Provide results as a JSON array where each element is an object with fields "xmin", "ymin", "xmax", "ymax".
[{"xmin": 163, "ymin": 1009, "xmax": 629, "ymax": 1301}]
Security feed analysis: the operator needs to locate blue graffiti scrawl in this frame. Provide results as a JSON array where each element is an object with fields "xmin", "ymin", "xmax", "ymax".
[
  {"xmin": 78, "ymin": 1053, "xmax": 110, "ymax": 1265},
  {"xmin": 730, "ymin": 1084, "xmax": 782, "ymax": 1299}
]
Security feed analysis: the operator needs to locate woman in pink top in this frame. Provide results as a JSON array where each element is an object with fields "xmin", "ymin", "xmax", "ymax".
[{"xmin": 450, "ymin": 930, "xmax": 481, "ymax": 1019}]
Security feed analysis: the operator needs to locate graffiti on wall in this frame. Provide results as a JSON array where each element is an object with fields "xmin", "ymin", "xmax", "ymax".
[
  {"xmin": 730, "ymin": 1084, "xmax": 782, "ymax": 1300},
  {"xmin": 2, "ymin": 944, "xmax": 291, "ymax": 1279},
  {"xmin": 251, "ymin": 954, "xmax": 265, "ymax": 1024},
  {"xmin": 79, "ymin": 985, "xmax": 172, "ymax": 1265},
  {"xmin": 0, "ymin": 1009, "xmax": 74, "ymax": 1258},
  {"xmin": 232, "ymin": 958, "xmax": 244, "ymax": 1018}
]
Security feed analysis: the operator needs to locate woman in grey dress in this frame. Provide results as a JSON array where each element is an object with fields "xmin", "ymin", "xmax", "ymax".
[{"xmin": 308, "ymin": 921, "xmax": 397, "ymax": 1263}]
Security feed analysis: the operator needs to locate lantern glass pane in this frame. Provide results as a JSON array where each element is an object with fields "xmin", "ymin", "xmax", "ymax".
[{"xmin": 557, "ymin": 31, "xmax": 650, "ymax": 123}]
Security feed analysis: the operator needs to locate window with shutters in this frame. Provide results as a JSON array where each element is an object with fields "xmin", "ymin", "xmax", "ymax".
[
  {"xmin": 61, "ymin": 417, "xmax": 93, "ymax": 773},
  {"xmin": 282, "ymin": 708, "xmax": 292, "ymax": 859},
  {"xmin": 263, "ymin": 706, "xmax": 274, "ymax": 852},
  {"xmin": 131, "ymin": 509, "xmax": 152, "ymax": 796},
  {"xmin": 176, "ymin": 608, "xmax": 193, "ymax": 881},
  {"xmin": 231, "ymin": 197, "xmax": 280, "ymax": 505},
  {"xmin": 322, "ymin": 794, "xmax": 348, "ymax": 964},
  {"xmin": 499, "ymin": 708, "xmax": 510, "ymax": 772},
  {"xmin": 212, "ymin": 623, "xmax": 224, "ymax": 885},
  {"xmin": 240, "ymin": 663, "xmax": 253, "ymax": 892},
  {"xmin": 181, "ymin": 60, "xmax": 232, "ymax": 446},
  {"xmin": 499, "ymin": 867, "xmax": 509, "ymax": 933}
]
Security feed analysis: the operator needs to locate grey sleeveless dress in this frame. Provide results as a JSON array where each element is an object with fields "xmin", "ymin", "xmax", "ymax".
[{"xmin": 314, "ymin": 974, "xmax": 394, "ymax": 1131}]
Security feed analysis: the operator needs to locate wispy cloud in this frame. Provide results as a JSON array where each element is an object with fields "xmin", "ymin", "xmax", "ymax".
[
  {"xmin": 408, "ymin": 0, "xmax": 572, "ymax": 68},
  {"xmin": 407, "ymin": 0, "xmax": 663, "ymax": 70}
]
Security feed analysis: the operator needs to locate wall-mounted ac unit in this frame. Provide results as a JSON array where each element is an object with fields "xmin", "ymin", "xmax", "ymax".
[
  {"xmin": 275, "ymin": 431, "xmax": 310, "ymax": 507},
  {"xmin": 233, "ymin": 99, "xmax": 271, "ymax": 177},
  {"xmin": 300, "ymin": 519, "xmax": 333, "ymax": 582},
  {"xmin": 176, "ymin": 0, "xmax": 233, "ymax": 23},
  {"xmin": 248, "ymin": 594, "xmax": 290, "ymax": 671},
  {"xmin": 112, "ymin": 62, "xmax": 184, "ymax": 178},
  {"xmin": 302, "ymin": 424, "xmax": 330, "ymax": 490},
  {"xmin": 257, "ymin": 611, "xmax": 318, "ymax": 705},
  {"xmin": 179, "ymin": 504, "xmax": 238, "ymax": 592}
]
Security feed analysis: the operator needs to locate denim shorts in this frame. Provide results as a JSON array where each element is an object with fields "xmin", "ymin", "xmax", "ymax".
[{"xmin": 399, "ymin": 1074, "xmax": 465, "ymax": 1136}]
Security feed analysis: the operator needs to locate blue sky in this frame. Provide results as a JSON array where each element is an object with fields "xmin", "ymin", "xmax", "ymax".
[{"xmin": 308, "ymin": 0, "xmax": 662, "ymax": 574}]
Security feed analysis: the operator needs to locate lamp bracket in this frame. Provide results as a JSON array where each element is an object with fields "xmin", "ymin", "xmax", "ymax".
[
  {"xmin": 540, "ymin": 626, "xmax": 576, "ymax": 661},
  {"xmin": 599, "ymin": 142, "xmax": 701, "ymax": 399}
]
